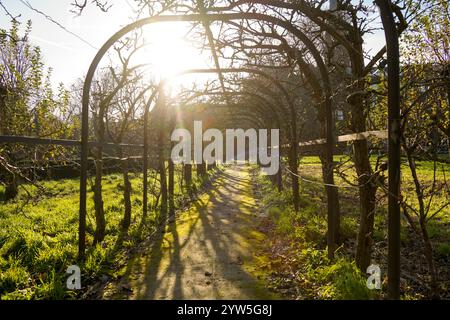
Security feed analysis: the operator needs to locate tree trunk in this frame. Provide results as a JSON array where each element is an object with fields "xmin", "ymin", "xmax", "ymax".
[
  {"xmin": 289, "ymin": 142, "xmax": 299, "ymax": 212},
  {"xmin": 277, "ymin": 152, "xmax": 283, "ymax": 192},
  {"xmin": 93, "ymin": 149, "xmax": 106, "ymax": 244},
  {"xmin": 159, "ymin": 159, "xmax": 167, "ymax": 213},
  {"xmin": 93, "ymin": 109, "xmax": 106, "ymax": 244},
  {"xmin": 155, "ymin": 93, "xmax": 168, "ymax": 216},
  {"xmin": 158, "ymin": 120, "xmax": 167, "ymax": 213},
  {"xmin": 4, "ymin": 170, "xmax": 18, "ymax": 201},
  {"xmin": 348, "ymin": 42, "xmax": 378, "ymax": 271},
  {"xmin": 168, "ymin": 158, "xmax": 175, "ymax": 216},
  {"xmin": 320, "ymin": 156, "xmax": 341, "ymax": 245},
  {"xmin": 277, "ymin": 169, "xmax": 282, "ymax": 192},
  {"xmin": 197, "ymin": 163, "xmax": 207, "ymax": 177},
  {"xmin": 121, "ymin": 156, "xmax": 132, "ymax": 232},
  {"xmin": 207, "ymin": 161, "xmax": 216, "ymax": 171},
  {"xmin": 184, "ymin": 163, "xmax": 192, "ymax": 185},
  {"xmin": 353, "ymin": 143, "xmax": 377, "ymax": 271}
]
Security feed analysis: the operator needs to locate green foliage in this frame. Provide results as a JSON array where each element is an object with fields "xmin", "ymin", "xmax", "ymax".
[
  {"xmin": 427, "ymin": 221, "xmax": 450, "ymax": 239},
  {"xmin": 307, "ymin": 253, "xmax": 374, "ymax": 300},
  {"xmin": 272, "ymin": 208, "xmax": 296, "ymax": 235},
  {"xmin": 436, "ymin": 243, "xmax": 450, "ymax": 257},
  {"xmin": 402, "ymin": 0, "xmax": 449, "ymax": 65},
  {"xmin": 0, "ymin": 20, "xmax": 73, "ymax": 138}
]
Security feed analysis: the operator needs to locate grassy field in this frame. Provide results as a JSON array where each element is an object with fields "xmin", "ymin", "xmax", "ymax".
[
  {"xmin": 0, "ymin": 166, "xmax": 214, "ymax": 299},
  {"xmin": 252, "ymin": 156, "xmax": 450, "ymax": 299}
]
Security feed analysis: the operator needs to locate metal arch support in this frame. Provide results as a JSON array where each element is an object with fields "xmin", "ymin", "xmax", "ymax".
[
  {"xmin": 142, "ymin": 90, "xmax": 159, "ymax": 220},
  {"xmin": 375, "ymin": 0, "xmax": 401, "ymax": 300}
]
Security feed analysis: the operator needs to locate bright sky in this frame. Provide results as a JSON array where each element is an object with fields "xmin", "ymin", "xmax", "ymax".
[
  {"xmin": 0, "ymin": 0, "xmax": 385, "ymax": 89},
  {"xmin": 1, "ymin": 0, "xmax": 131, "ymax": 86}
]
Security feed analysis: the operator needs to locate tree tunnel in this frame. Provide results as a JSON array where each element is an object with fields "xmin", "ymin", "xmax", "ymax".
[{"xmin": 81, "ymin": 1, "xmax": 400, "ymax": 298}]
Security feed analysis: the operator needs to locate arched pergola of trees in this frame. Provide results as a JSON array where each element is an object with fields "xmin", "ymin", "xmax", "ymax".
[
  {"xmin": 80, "ymin": 2, "xmax": 401, "ymax": 298},
  {"xmin": 180, "ymin": 90, "xmax": 284, "ymax": 190}
]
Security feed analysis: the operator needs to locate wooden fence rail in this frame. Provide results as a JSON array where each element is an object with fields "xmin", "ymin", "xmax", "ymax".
[
  {"xmin": 298, "ymin": 130, "xmax": 388, "ymax": 147},
  {"xmin": 1, "ymin": 131, "xmax": 388, "ymax": 150},
  {"xmin": 0, "ymin": 135, "xmax": 144, "ymax": 149}
]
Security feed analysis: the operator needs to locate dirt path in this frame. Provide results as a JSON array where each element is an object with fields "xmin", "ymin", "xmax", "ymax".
[{"xmin": 103, "ymin": 165, "xmax": 276, "ymax": 300}]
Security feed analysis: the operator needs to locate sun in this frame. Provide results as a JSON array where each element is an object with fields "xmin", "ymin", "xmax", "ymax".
[{"xmin": 142, "ymin": 22, "xmax": 208, "ymax": 81}]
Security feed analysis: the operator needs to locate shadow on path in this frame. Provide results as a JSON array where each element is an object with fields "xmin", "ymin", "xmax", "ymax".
[{"xmin": 105, "ymin": 165, "xmax": 275, "ymax": 300}]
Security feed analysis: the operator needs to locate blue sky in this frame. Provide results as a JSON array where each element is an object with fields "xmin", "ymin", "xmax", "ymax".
[{"xmin": 0, "ymin": 0, "xmax": 386, "ymax": 88}]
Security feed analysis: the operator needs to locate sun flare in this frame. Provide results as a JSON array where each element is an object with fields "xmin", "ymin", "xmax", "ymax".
[{"xmin": 142, "ymin": 22, "xmax": 208, "ymax": 82}]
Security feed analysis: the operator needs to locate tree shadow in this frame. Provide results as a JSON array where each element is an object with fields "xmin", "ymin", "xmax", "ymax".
[
  {"xmin": 130, "ymin": 166, "xmax": 274, "ymax": 299},
  {"xmin": 138, "ymin": 200, "xmax": 203, "ymax": 299}
]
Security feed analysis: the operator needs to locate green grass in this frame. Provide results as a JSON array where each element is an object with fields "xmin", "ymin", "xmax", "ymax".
[
  {"xmin": 254, "ymin": 155, "xmax": 450, "ymax": 299},
  {"xmin": 436, "ymin": 243, "xmax": 450, "ymax": 257},
  {"xmin": 0, "ymin": 165, "xmax": 216, "ymax": 299}
]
